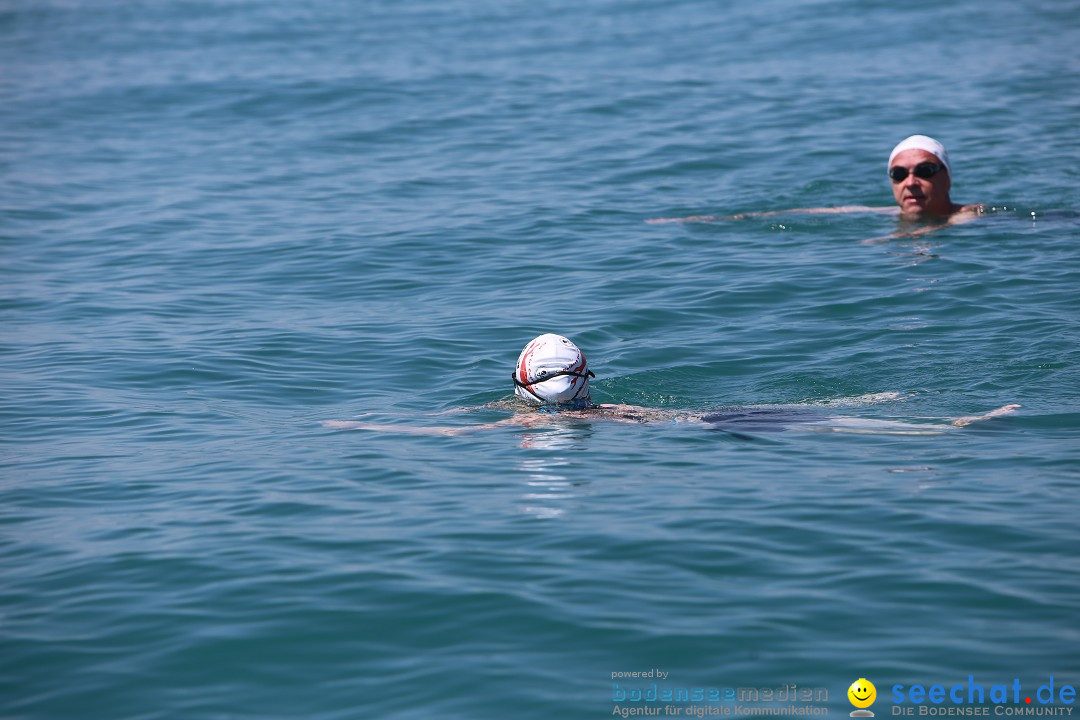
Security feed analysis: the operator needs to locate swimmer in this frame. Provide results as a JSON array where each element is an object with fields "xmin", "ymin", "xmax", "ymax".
[
  {"xmin": 885, "ymin": 134, "xmax": 982, "ymax": 220},
  {"xmin": 647, "ymin": 135, "xmax": 986, "ymax": 240},
  {"xmin": 323, "ymin": 334, "xmax": 1019, "ymax": 437}
]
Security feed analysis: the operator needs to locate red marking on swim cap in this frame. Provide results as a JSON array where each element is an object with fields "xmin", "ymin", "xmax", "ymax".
[
  {"xmin": 517, "ymin": 339, "xmax": 544, "ymax": 400},
  {"xmin": 567, "ymin": 353, "xmax": 587, "ymax": 387},
  {"xmin": 518, "ymin": 341, "xmax": 535, "ymax": 384}
]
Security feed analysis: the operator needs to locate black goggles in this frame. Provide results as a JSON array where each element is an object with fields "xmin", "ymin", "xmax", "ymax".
[
  {"xmin": 889, "ymin": 162, "xmax": 946, "ymax": 183},
  {"xmin": 512, "ymin": 368, "xmax": 595, "ymax": 391}
]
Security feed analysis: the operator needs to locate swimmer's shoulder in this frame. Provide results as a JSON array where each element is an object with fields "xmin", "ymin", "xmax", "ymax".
[
  {"xmin": 579, "ymin": 403, "xmax": 648, "ymax": 422},
  {"xmin": 946, "ymin": 203, "xmax": 988, "ymax": 226},
  {"xmin": 582, "ymin": 403, "xmax": 690, "ymax": 424}
]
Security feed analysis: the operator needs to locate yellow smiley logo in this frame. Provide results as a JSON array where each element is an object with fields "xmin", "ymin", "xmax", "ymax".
[{"xmin": 848, "ymin": 678, "xmax": 877, "ymax": 709}]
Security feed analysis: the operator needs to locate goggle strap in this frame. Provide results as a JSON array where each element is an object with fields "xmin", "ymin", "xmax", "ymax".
[{"xmin": 512, "ymin": 369, "xmax": 595, "ymax": 391}]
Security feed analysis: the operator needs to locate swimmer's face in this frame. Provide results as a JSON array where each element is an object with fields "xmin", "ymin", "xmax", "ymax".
[{"xmin": 890, "ymin": 148, "xmax": 952, "ymax": 218}]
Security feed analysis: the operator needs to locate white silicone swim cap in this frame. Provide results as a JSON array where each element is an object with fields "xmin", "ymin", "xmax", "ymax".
[
  {"xmin": 888, "ymin": 135, "xmax": 951, "ymax": 175},
  {"xmin": 512, "ymin": 334, "xmax": 594, "ymax": 406}
]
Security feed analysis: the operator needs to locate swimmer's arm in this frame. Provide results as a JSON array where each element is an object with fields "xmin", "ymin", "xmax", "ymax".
[
  {"xmin": 950, "ymin": 403, "xmax": 1020, "ymax": 428},
  {"xmin": 801, "ymin": 403, "xmax": 1019, "ymax": 435},
  {"xmin": 322, "ymin": 410, "xmax": 583, "ymax": 436},
  {"xmin": 585, "ymin": 403, "xmax": 688, "ymax": 423},
  {"xmin": 324, "ymin": 404, "xmax": 1019, "ymax": 434},
  {"xmin": 322, "ymin": 417, "xmax": 525, "ymax": 436},
  {"xmin": 322, "ymin": 403, "xmax": 679, "ymax": 435},
  {"xmin": 646, "ymin": 206, "xmax": 894, "ymax": 223}
]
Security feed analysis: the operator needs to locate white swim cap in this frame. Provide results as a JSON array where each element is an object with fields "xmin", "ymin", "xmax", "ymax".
[
  {"xmin": 512, "ymin": 334, "xmax": 594, "ymax": 407},
  {"xmin": 888, "ymin": 135, "xmax": 951, "ymax": 175}
]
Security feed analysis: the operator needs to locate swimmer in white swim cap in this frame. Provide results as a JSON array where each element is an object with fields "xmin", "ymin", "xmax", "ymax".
[
  {"xmin": 324, "ymin": 334, "xmax": 1019, "ymax": 436},
  {"xmin": 887, "ymin": 134, "xmax": 966, "ymax": 219},
  {"xmin": 648, "ymin": 134, "xmax": 986, "ymax": 235},
  {"xmin": 512, "ymin": 333, "xmax": 595, "ymax": 408}
]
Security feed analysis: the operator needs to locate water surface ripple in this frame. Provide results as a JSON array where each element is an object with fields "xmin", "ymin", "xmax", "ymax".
[{"xmin": 2, "ymin": 1, "xmax": 1078, "ymax": 718}]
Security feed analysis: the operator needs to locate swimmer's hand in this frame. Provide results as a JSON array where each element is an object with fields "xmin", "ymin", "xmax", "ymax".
[{"xmin": 951, "ymin": 404, "xmax": 1021, "ymax": 428}]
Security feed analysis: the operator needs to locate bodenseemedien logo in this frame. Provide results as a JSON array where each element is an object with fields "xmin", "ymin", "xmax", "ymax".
[{"xmin": 849, "ymin": 678, "xmax": 877, "ymax": 717}]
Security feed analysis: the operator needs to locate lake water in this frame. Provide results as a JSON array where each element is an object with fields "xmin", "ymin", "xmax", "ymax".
[{"xmin": 2, "ymin": 1, "xmax": 1078, "ymax": 718}]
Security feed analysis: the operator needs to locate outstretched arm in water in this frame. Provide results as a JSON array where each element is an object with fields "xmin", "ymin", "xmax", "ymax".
[
  {"xmin": 322, "ymin": 404, "xmax": 675, "ymax": 436},
  {"xmin": 323, "ymin": 413, "xmax": 560, "ymax": 436},
  {"xmin": 323, "ymin": 403, "xmax": 1020, "ymax": 435},
  {"xmin": 951, "ymin": 403, "xmax": 1021, "ymax": 427},
  {"xmin": 646, "ymin": 206, "xmax": 894, "ymax": 224}
]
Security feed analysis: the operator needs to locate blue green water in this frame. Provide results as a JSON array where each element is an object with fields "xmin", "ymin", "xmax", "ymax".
[{"xmin": 3, "ymin": 1, "xmax": 1079, "ymax": 718}]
